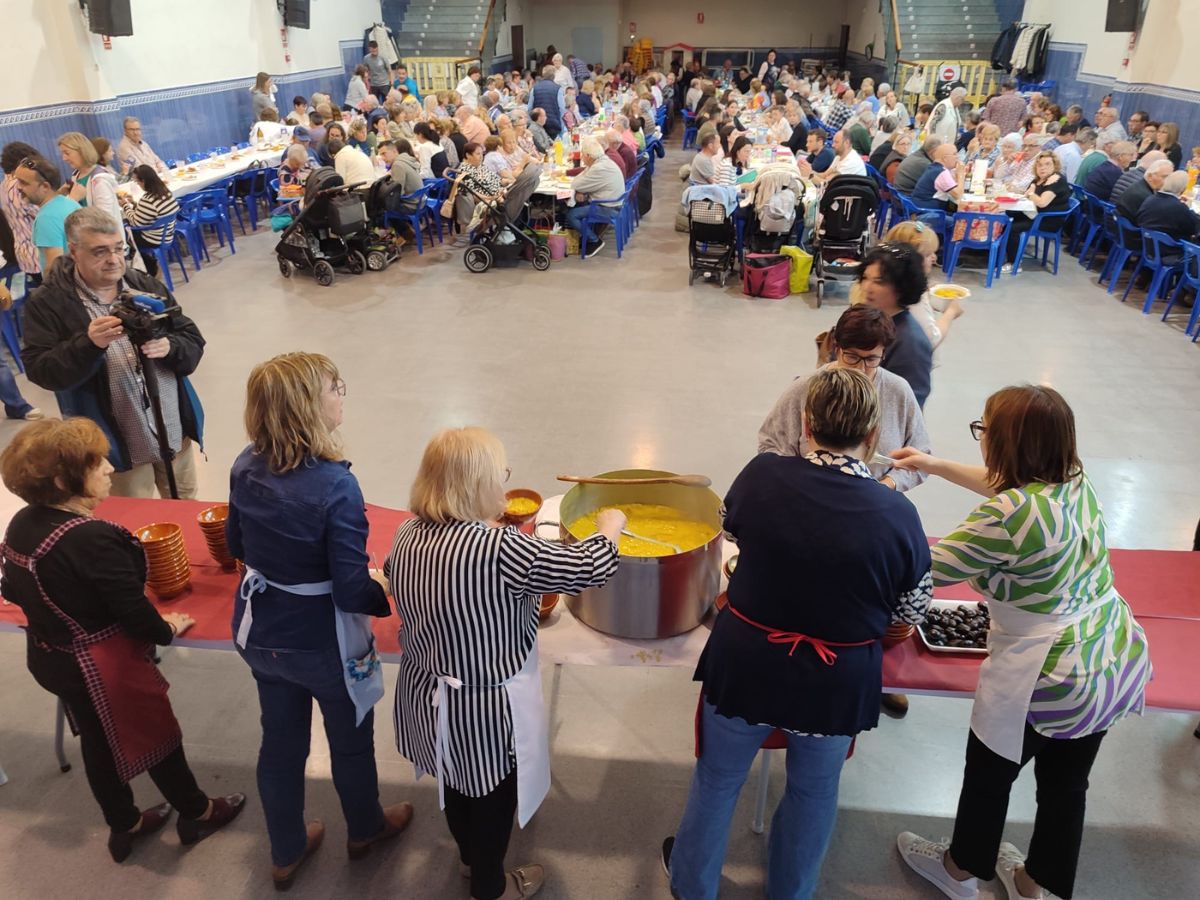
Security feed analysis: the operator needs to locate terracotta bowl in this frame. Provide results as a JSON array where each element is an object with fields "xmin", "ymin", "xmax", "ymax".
[
  {"xmin": 883, "ymin": 623, "xmax": 915, "ymax": 648},
  {"xmin": 538, "ymin": 593, "xmax": 559, "ymax": 623},
  {"xmin": 503, "ymin": 489, "xmax": 544, "ymax": 527},
  {"xmin": 136, "ymin": 522, "xmax": 183, "ymax": 545},
  {"xmin": 196, "ymin": 504, "xmax": 229, "ymax": 527}
]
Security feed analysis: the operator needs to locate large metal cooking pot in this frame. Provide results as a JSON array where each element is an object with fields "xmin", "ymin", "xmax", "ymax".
[{"xmin": 546, "ymin": 469, "xmax": 723, "ymax": 639}]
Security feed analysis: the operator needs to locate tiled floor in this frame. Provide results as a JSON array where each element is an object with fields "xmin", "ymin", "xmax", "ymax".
[{"xmin": 0, "ymin": 143, "xmax": 1197, "ymax": 899}]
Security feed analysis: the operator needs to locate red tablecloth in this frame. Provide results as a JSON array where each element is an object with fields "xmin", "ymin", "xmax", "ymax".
[{"xmin": 2, "ymin": 497, "xmax": 1198, "ymax": 712}]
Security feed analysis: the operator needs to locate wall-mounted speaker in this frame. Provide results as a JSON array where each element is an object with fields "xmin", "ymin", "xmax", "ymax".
[
  {"xmin": 1105, "ymin": 0, "xmax": 1140, "ymax": 32},
  {"xmin": 83, "ymin": 0, "xmax": 134, "ymax": 36},
  {"xmin": 284, "ymin": 0, "xmax": 311, "ymax": 30}
]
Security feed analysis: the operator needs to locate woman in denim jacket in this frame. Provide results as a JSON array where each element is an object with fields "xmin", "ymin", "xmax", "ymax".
[{"xmin": 227, "ymin": 351, "xmax": 412, "ymax": 890}]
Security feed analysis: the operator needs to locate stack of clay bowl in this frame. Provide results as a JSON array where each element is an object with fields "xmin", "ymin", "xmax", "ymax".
[
  {"xmin": 136, "ymin": 523, "xmax": 191, "ymax": 599},
  {"xmin": 196, "ymin": 504, "xmax": 236, "ymax": 569}
]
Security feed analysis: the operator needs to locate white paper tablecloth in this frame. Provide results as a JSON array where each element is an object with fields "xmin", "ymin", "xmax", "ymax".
[
  {"xmin": 533, "ymin": 494, "xmax": 734, "ymax": 668},
  {"xmin": 146, "ymin": 146, "xmax": 288, "ymax": 199}
]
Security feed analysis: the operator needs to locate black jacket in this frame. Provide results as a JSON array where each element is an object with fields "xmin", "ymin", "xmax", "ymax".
[
  {"xmin": 1136, "ymin": 192, "xmax": 1200, "ymax": 244},
  {"xmin": 21, "ymin": 258, "xmax": 206, "ymax": 471}
]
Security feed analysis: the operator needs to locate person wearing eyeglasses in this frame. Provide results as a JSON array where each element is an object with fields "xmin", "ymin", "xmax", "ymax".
[
  {"xmin": 387, "ymin": 426, "xmax": 625, "ymax": 900},
  {"xmin": 890, "ymin": 384, "xmax": 1151, "ymax": 900},
  {"xmin": 226, "ymin": 352, "xmax": 413, "ymax": 889},
  {"xmin": 857, "ymin": 243, "xmax": 934, "ymax": 409},
  {"xmin": 21, "ymin": 206, "xmax": 207, "ymax": 500}
]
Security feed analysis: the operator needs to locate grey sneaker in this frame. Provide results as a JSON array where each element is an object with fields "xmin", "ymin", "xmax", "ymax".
[{"xmin": 897, "ymin": 832, "xmax": 979, "ymax": 899}]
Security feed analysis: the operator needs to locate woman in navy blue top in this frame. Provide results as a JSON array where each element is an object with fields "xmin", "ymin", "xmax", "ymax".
[
  {"xmin": 227, "ymin": 352, "xmax": 412, "ymax": 890},
  {"xmin": 664, "ymin": 367, "xmax": 932, "ymax": 900},
  {"xmin": 859, "ymin": 243, "xmax": 934, "ymax": 409}
]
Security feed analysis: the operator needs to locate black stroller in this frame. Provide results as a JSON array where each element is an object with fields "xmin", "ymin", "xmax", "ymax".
[
  {"xmin": 355, "ymin": 177, "xmax": 407, "ymax": 272},
  {"xmin": 811, "ymin": 175, "xmax": 880, "ymax": 305},
  {"xmin": 686, "ymin": 198, "xmax": 736, "ymax": 286},
  {"xmin": 275, "ymin": 167, "xmax": 369, "ymax": 287},
  {"xmin": 461, "ymin": 164, "xmax": 552, "ymax": 273}
]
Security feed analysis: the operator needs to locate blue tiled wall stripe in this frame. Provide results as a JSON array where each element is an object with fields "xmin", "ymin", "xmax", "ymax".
[
  {"xmin": 1041, "ymin": 42, "xmax": 1200, "ymax": 149},
  {"xmin": 0, "ymin": 60, "xmax": 359, "ymax": 171}
]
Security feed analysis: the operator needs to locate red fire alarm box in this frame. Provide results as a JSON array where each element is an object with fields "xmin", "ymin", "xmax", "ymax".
[
  {"xmin": 630, "ymin": 21, "xmax": 636, "ymax": 31},
  {"xmin": 697, "ymin": 12, "xmax": 704, "ymax": 23}
]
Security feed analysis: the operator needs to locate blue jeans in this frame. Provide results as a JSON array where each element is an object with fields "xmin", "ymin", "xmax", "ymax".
[
  {"xmin": 0, "ymin": 354, "xmax": 32, "ymax": 419},
  {"xmin": 564, "ymin": 202, "xmax": 620, "ymax": 242},
  {"xmin": 670, "ymin": 701, "xmax": 853, "ymax": 900},
  {"xmin": 239, "ymin": 645, "xmax": 385, "ymax": 866}
]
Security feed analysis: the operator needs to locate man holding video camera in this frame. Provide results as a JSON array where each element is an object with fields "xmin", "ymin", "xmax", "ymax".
[{"xmin": 21, "ymin": 207, "xmax": 206, "ymax": 499}]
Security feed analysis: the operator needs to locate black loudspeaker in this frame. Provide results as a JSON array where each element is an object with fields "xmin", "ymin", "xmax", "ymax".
[
  {"xmin": 85, "ymin": 0, "xmax": 133, "ymax": 36},
  {"xmin": 1105, "ymin": 0, "xmax": 1139, "ymax": 32},
  {"xmin": 284, "ymin": 0, "xmax": 311, "ymax": 29}
]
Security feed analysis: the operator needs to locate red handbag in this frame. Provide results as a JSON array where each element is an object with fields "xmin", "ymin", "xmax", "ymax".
[{"xmin": 741, "ymin": 253, "xmax": 791, "ymax": 299}]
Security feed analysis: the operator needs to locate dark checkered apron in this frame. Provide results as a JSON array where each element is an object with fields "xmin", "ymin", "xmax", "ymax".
[{"xmin": 2, "ymin": 518, "xmax": 182, "ymax": 783}]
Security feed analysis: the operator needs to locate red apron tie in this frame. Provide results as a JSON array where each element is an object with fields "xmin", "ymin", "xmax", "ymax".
[{"xmin": 726, "ymin": 603, "xmax": 876, "ymax": 665}]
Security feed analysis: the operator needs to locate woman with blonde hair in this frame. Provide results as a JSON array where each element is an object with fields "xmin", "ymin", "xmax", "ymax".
[
  {"xmin": 1155, "ymin": 121, "xmax": 1182, "ymax": 168},
  {"xmin": 57, "ymin": 132, "xmax": 122, "ymax": 240},
  {"xmin": 387, "ymin": 426, "xmax": 625, "ymax": 900},
  {"xmin": 666, "ymin": 366, "xmax": 932, "ymax": 900},
  {"xmin": 879, "ymin": 220, "xmax": 965, "ymax": 349},
  {"xmin": 228, "ymin": 352, "xmax": 412, "ymax": 890},
  {"xmin": 251, "ymin": 71, "xmax": 276, "ymax": 121},
  {"xmin": 1, "ymin": 418, "xmax": 245, "ymax": 862}
]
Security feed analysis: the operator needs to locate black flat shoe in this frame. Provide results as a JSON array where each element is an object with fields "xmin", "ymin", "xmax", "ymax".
[
  {"xmin": 109, "ymin": 802, "xmax": 173, "ymax": 863},
  {"xmin": 178, "ymin": 793, "xmax": 247, "ymax": 847}
]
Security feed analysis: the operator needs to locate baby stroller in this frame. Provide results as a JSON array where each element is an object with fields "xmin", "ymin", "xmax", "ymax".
[
  {"xmin": 461, "ymin": 164, "xmax": 552, "ymax": 273},
  {"xmin": 354, "ymin": 177, "xmax": 407, "ymax": 272},
  {"xmin": 275, "ymin": 167, "xmax": 370, "ymax": 287},
  {"xmin": 686, "ymin": 198, "xmax": 736, "ymax": 286},
  {"xmin": 744, "ymin": 167, "xmax": 805, "ymax": 255},
  {"xmin": 811, "ymin": 174, "xmax": 880, "ymax": 305}
]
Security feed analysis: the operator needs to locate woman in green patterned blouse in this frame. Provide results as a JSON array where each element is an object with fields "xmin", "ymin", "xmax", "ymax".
[{"xmin": 888, "ymin": 384, "xmax": 1151, "ymax": 900}]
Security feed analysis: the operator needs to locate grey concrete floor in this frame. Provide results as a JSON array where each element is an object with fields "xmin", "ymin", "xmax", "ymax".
[{"xmin": 0, "ymin": 142, "xmax": 1198, "ymax": 899}]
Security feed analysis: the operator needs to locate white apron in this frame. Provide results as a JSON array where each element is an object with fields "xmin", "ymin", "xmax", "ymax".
[
  {"xmin": 971, "ymin": 600, "xmax": 1089, "ymax": 763},
  {"xmin": 235, "ymin": 567, "xmax": 385, "ymax": 726},
  {"xmin": 429, "ymin": 642, "xmax": 551, "ymax": 828}
]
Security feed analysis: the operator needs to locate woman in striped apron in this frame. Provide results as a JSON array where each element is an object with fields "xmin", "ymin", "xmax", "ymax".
[
  {"xmin": 892, "ymin": 384, "xmax": 1151, "ymax": 900},
  {"xmin": 387, "ymin": 426, "xmax": 624, "ymax": 900}
]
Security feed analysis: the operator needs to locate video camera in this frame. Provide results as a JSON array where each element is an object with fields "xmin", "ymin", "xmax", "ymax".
[{"xmin": 111, "ymin": 292, "xmax": 182, "ymax": 347}]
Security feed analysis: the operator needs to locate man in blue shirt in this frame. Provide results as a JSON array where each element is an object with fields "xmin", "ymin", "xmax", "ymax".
[
  {"xmin": 911, "ymin": 142, "xmax": 964, "ymax": 212},
  {"xmin": 390, "ymin": 62, "xmax": 421, "ymax": 102},
  {"xmin": 14, "ymin": 157, "xmax": 79, "ymax": 271},
  {"xmin": 805, "ymin": 130, "xmax": 835, "ymax": 173},
  {"xmin": 1134, "ymin": 170, "xmax": 1200, "ymax": 262}
]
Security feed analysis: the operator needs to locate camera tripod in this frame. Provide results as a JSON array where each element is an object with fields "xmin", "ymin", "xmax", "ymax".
[{"xmin": 139, "ymin": 354, "xmax": 179, "ymax": 500}]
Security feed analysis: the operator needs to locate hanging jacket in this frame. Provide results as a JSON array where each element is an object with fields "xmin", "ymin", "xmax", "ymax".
[
  {"xmin": 362, "ymin": 24, "xmax": 400, "ymax": 66},
  {"xmin": 991, "ymin": 24, "xmax": 1021, "ymax": 72}
]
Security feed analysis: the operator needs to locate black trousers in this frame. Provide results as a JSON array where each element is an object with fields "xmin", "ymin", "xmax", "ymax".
[
  {"xmin": 132, "ymin": 231, "xmax": 161, "ymax": 278},
  {"xmin": 443, "ymin": 768, "xmax": 518, "ymax": 900},
  {"xmin": 29, "ymin": 647, "xmax": 208, "ymax": 833},
  {"xmin": 949, "ymin": 725, "xmax": 1106, "ymax": 899}
]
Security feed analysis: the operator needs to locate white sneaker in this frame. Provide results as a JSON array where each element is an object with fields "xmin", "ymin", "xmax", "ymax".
[
  {"xmin": 1001, "ymin": 263, "xmax": 1014, "ymax": 275},
  {"xmin": 896, "ymin": 832, "xmax": 979, "ymax": 899},
  {"xmin": 995, "ymin": 842, "xmax": 1042, "ymax": 899}
]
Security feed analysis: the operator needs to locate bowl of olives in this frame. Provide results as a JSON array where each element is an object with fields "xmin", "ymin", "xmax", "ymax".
[{"xmin": 916, "ymin": 600, "xmax": 990, "ymax": 654}]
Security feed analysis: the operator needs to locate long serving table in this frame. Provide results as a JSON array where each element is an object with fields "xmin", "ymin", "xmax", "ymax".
[
  {"xmin": 124, "ymin": 145, "xmax": 289, "ymax": 201},
  {"xmin": 2, "ymin": 495, "xmax": 1197, "ymax": 782}
]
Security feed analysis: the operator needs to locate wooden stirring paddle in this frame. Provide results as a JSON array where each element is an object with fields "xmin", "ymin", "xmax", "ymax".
[{"xmin": 556, "ymin": 473, "xmax": 713, "ymax": 488}]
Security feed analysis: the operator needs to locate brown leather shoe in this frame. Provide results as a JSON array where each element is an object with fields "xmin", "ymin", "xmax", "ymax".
[
  {"xmin": 177, "ymin": 793, "xmax": 247, "ymax": 846},
  {"xmin": 489, "ymin": 864, "xmax": 545, "ymax": 899},
  {"xmin": 881, "ymin": 693, "xmax": 910, "ymax": 716},
  {"xmin": 108, "ymin": 801, "xmax": 173, "ymax": 863},
  {"xmin": 271, "ymin": 821, "xmax": 325, "ymax": 892},
  {"xmin": 346, "ymin": 801, "xmax": 414, "ymax": 859}
]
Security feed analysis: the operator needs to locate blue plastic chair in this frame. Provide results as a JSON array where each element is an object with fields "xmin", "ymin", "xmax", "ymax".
[
  {"xmin": 127, "ymin": 214, "xmax": 189, "ymax": 292},
  {"xmin": 864, "ymin": 164, "xmax": 892, "ymax": 236},
  {"xmin": 382, "ymin": 184, "xmax": 435, "ymax": 254},
  {"xmin": 185, "ymin": 152, "xmax": 205, "ymax": 163},
  {"xmin": 1122, "ymin": 230, "xmax": 1184, "ymax": 312},
  {"xmin": 188, "ymin": 188, "xmax": 238, "ymax": 255},
  {"xmin": 620, "ymin": 171, "xmax": 642, "ymax": 247},
  {"xmin": 232, "ymin": 169, "xmax": 267, "ymax": 231},
  {"xmin": 1076, "ymin": 193, "xmax": 1112, "ymax": 267},
  {"xmin": 899, "ymin": 194, "xmax": 952, "ymax": 249},
  {"xmin": 422, "ymin": 177, "xmax": 451, "ymax": 242},
  {"xmin": 1010, "ymin": 197, "xmax": 1079, "ymax": 275},
  {"xmin": 1067, "ymin": 184, "xmax": 1090, "ymax": 255},
  {"xmin": 208, "ymin": 146, "xmax": 231, "ymax": 155},
  {"xmin": 943, "ymin": 211, "xmax": 1012, "ymax": 288},
  {"xmin": 576, "ymin": 197, "xmax": 625, "ymax": 260},
  {"xmin": 1099, "ymin": 215, "xmax": 1142, "ymax": 294},
  {"xmin": 1166, "ymin": 240, "xmax": 1200, "ymax": 336},
  {"xmin": 214, "ymin": 178, "xmax": 247, "ymax": 235},
  {"xmin": 644, "ymin": 135, "xmax": 664, "ymax": 175},
  {"xmin": 681, "ymin": 110, "xmax": 698, "ymax": 150}
]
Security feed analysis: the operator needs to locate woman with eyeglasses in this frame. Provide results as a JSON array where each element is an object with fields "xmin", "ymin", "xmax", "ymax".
[
  {"xmin": 228, "ymin": 352, "xmax": 413, "ymax": 890},
  {"xmin": 858, "ymin": 242, "xmax": 934, "ymax": 409},
  {"xmin": 386, "ymin": 426, "xmax": 625, "ymax": 900},
  {"xmin": 759, "ymin": 305, "xmax": 930, "ymax": 493},
  {"xmin": 891, "ymin": 385, "xmax": 1151, "ymax": 900}
]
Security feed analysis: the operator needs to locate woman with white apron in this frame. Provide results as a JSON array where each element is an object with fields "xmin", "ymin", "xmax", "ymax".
[
  {"xmin": 387, "ymin": 426, "xmax": 624, "ymax": 900},
  {"xmin": 229, "ymin": 352, "xmax": 413, "ymax": 891},
  {"xmin": 891, "ymin": 385, "xmax": 1152, "ymax": 900}
]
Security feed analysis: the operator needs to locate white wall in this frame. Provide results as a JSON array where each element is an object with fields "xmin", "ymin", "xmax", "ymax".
[
  {"xmin": 1023, "ymin": 0, "xmax": 1197, "ymax": 92},
  {"xmin": 0, "ymin": 0, "xmax": 380, "ymax": 109},
  {"xmin": 526, "ymin": 0, "xmax": 621, "ymax": 68},
  {"xmin": 618, "ymin": 0, "xmax": 879, "ymax": 50}
]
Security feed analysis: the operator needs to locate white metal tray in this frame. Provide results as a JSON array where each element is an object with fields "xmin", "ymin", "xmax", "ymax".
[{"xmin": 916, "ymin": 599, "xmax": 990, "ymax": 656}]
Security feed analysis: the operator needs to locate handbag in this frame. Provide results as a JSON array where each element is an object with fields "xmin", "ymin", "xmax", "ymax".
[
  {"xmin": 741, "ymin": 253, "xmax": 791, "ymax": 299},
  {"xmin": 440, "ymin": 177, "xmax": 461, "ymax": 219},
  {"xmin": 779, "ymin": 245, "xmax": 813, "ymax": 293}
]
